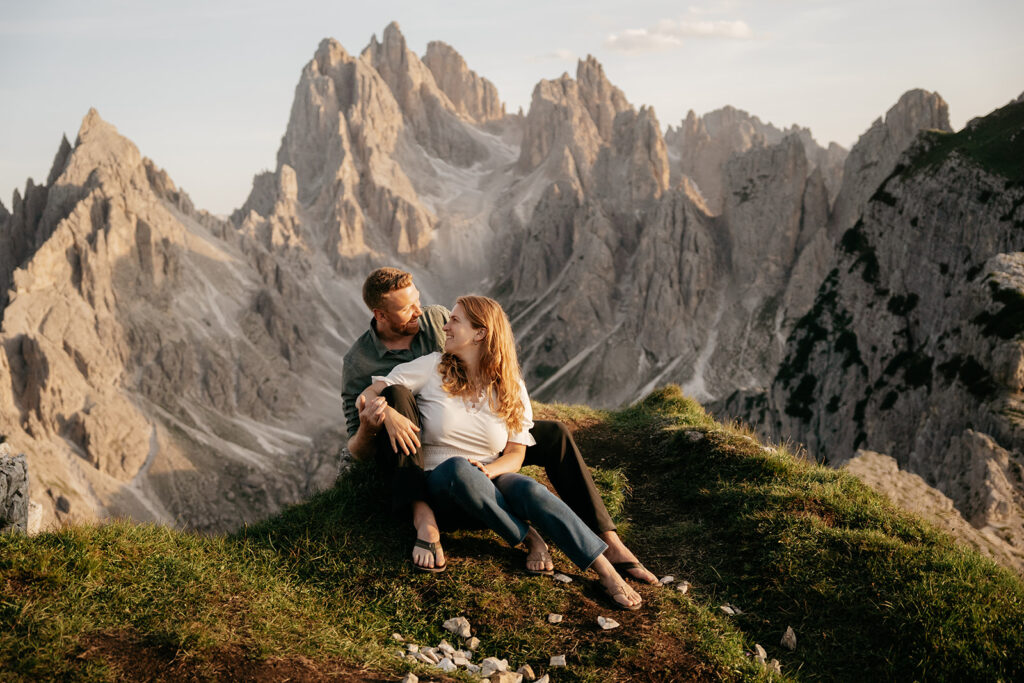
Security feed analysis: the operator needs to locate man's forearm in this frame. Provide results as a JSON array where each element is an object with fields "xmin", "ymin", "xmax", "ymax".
[{"xmin": 347, "ymin": 421, "xmax": 378, "ymax": 461}]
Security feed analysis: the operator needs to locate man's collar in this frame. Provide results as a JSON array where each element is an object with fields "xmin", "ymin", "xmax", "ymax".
[{"xmin": 370, "ymin": 318, "xmax": 417, "ymax": 358}]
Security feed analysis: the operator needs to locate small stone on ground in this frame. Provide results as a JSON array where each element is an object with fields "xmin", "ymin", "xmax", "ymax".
[
  {"xmin": 781, "ymin": 625, "xmax": 797, "ymax": 650},
  {"xmin": 392, "ymin": 632, "xmax": 404, "ymax": 642},
  {"xmin": 443, "ymin": 616, "xmax": 473, "ymax": 639},
  {"xmin": 659, "ymin": 575, "xmax": 675, "ymax": 584},
  {"xmin": 550, "ymin": 654, "xmax": 567, "ymax": 667},
  {"xmin": 553, "ymin": 573, "xmax": 573, "ymax": 583},
  {"xmin": 399, "ymin": 673, "xmax": 418, "ymax": 683},
  {"xmin": 597, "ymin": 615, "xmax": 620, "ymax": 630},
  {"xmin": 517, "ymin": 664, "xmax": 536, "ymax": 680},
  {"xmin": 676, "ymin": 581, "xmax": 690, "ymax": 594},
  {"xmin": 547, "ymin": 613, "xmax": 563, "ymax": 623},
  {"xmin": 535, "ymin": 676, "xmax": 550, "ymax": 683},
  {"xmin": 467, "ymin": 636, "xmax": 481, "ymax": 651}
]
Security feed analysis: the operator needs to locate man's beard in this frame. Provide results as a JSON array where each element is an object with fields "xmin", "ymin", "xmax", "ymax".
[{"xmin": 398, "ymin": 318, "xmax": 420, "ymax": 336}]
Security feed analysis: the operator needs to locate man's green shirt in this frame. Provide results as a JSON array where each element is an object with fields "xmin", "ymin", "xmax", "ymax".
[{"xmin": 342, "ymin": 305, "xmax": 450, "ymax": 438}]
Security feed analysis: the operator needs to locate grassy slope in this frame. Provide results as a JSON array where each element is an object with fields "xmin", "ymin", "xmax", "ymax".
[{"xmin": 2, "ymin": 386, "xmax": 1022, "ymax": 681}]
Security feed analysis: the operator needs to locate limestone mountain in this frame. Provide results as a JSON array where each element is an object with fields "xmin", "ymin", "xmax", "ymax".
[
  {"xmin": 718, "ymin": 98, "xmax": 1024, "ymax": 571},
  {"xmin": 0, "ymin": 109, "xmax": 359, "ymax": 532},
  {"xmin": 665, "ymin": 106, "xmax": 846, "ymax": 213}
]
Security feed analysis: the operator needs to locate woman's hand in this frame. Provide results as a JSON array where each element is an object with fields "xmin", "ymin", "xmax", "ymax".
[
  {"xmin": 474, "ymin": 443, "xmax": 526, "ymax": 478},
  {"xmin": 383, "ymin": 406, "xmax": 421, "ymax": 455},
  {"xmin": 469, "ymin": 459, "xmax": 495, "ymax": 479}
]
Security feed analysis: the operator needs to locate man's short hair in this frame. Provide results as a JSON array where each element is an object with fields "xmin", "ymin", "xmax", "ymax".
[{"xmin": 362, "ymin": 267, "xmax": 413, "ymax": 310}]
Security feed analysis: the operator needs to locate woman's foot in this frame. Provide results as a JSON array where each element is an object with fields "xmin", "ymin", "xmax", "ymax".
[
  {"xmin": 412, "ymin": 536, "xmax": 446, "ymax": 572},
  {"xmin": 601, "ymin": 531, "xmax": 658, "ymax": 585},
  {"xmin": 412, "ymin": 507, "xmax": 445, "ymax": 571},
  {"xmin": 592, "ymin": 555, "xmax": 643, "ymax": 610},
  {"xmin": 524, "ymin": 527, "xmax": 554, "ymax": 575}
]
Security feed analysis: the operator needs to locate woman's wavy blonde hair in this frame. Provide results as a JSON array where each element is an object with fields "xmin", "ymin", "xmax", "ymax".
[{"xmin": 439, "ymin": 295, "xmax": 526, "ymax": 433}]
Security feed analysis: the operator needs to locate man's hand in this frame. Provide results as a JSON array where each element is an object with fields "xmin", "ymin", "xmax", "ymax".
[
  {"xmin": 383, "ymin": 406, "xmax": 421, "ymax": 455},
  {"xmin": 357, "ymin": 394, "xmax": 387, "ymax": 431}
]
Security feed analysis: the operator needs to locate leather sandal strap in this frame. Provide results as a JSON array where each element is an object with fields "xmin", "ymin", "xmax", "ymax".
[{"xmin": 414, "ymin": 538, "xmax": 440, "ymax": 552}]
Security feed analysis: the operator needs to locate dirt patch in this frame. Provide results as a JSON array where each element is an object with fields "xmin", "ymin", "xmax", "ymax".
[{"xmin": 74, "ymin": 630, "xmax": 397, "ymax": 682}]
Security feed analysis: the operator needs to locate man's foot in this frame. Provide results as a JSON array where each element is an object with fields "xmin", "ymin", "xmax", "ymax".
[
  {"xmin": 524, "ymin": 527, "xmax": 554, "ymax": 575},
  {"xmin": 412, "ymin": 524, "xmax": 446, "ymax": 572},
  {"xmin": 601, "ymin": 531, "xmax": 658, "ymax": 585}
]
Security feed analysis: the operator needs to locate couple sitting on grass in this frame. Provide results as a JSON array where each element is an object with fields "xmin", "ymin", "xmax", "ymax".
[{"xmin": 343, "ymin": 268, "xmax": 654, "ymax": 610}]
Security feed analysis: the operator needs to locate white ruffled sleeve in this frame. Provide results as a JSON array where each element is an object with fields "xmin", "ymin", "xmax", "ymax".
[
  {"xmin": 372, "ymin": 352, "xmax": 440, "ymax": 395},
  {"xmin": 507, "ymin": 379, "xmax": 537, "ymax": 446}
]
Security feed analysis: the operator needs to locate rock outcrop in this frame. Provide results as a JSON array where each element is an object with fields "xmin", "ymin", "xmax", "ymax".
[
  {"xmin": 665, "ymin": 106, "xmax": 846, "ymax": 213},
  {"xmin": 423, "ymin": 41, "xmax": 504, "ymax": 124},
  {"xmin": 720, "ymin": 99, "xmax": 1024, "ymax": 571},
  {"xmin": 0, "ymin": 110, "xmax": 353, "ymax": 531}
]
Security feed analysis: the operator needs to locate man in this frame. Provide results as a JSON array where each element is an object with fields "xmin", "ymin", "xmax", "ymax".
[{"xmin": 343, "ymin": 267, "xmax": 656, "ymax": 583}]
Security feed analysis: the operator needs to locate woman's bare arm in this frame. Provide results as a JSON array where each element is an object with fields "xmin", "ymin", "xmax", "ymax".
[{"xmin": 470, "ymin": 442, "xmax": 526, "ymax": 478}]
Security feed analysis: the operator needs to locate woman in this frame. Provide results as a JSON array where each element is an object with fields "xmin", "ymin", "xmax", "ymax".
[{"xmin": 358, "ymin": 295, "xmax": 643, "ymax": 610}]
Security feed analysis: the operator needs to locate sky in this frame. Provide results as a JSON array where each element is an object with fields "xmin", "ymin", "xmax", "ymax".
[{"xmin": 2, "ymin": 0, "xmax": 1022, "ymax": 216}]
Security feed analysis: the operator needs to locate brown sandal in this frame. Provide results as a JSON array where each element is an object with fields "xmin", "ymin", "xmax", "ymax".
[
  {"xmin": 412, "ymin": 538, "xmax": 446, "ymax": 573},
  {"xmin": 602, "ymin": 580, "xmax": 642, "ymax": 611}
]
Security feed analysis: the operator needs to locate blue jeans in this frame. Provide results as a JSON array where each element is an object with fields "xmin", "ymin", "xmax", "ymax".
[{"xmin": 426, "ymin": 457, "xmax": 609, "ymax": 570}]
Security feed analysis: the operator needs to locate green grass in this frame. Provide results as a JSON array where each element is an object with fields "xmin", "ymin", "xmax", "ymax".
[
  {"xmin": 904, "ymin": 99, "xmax": 1024, "ymax": 183},
  {"xmin": 2, "ymin": 386, "xmax": 1023, "ymax": 681}
]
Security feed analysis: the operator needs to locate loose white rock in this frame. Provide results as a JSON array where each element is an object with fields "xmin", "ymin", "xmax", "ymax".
[
  {"xmin": 399, "ymin": 673, "xmax": 418, "ymax": 683},
  {"xmin": 550, "ymin": 654, "xmax": 567, "ymax": 667},
  {"xmin": 781, "ymin": 626, "xmax": 797, "ymax": 651},
  {"xmin": 517, "ymin": 663, "xmax": 536, "ymax": 680},
  {"xmin": 436, "ymin": 657, "xmax": 457, "ymax": 673},
  {"xmin": 455, "ymin": 649, "xmax": 473, "ymax": 660},
  {"xmin": 547, "ymin": 613, "xmax": 563, "ymax": 624},
  {"xmin": 466, "ymin": 636, "xmax": 481, "ymax": 651},
  {"xmin": 754, "ymin": 644, "xmax": 767, "ymax": 663},
  {"xmin": 392, "ymin": 632, "xmax": 405, "ymax": 642},
  {"xmin": 420, "ymin": 648, "xmax": 440, "ymax": 664},
  {"xmin": 597, "ymin": 615, "xmax": 620, "ymax": 630},
  {"xmin": 466, "ymin": 663, "xmax": 481, "ymax": 673},
  {"xmin": 769, "ymin": 659, "xmax": 782, "ymax": 674},
  {"xmin": 480, "ymin": 657, "xmax": 509, "ymax": 676},
  {"xmin": 676, "ymin": 581, "xmax": 691, "ymax": 594},
  {"xmin": 659, "ymin": 575, "xmax": 675, "ymax": 584},
  {"xmin": 437, "ymin": 639, "xmax": 455, "ymax": 654},
  {"xmin": 553, "ymin": 573, "xmax": 573, "ymax": 583},
  {"xmin": 535, "ymin": 676, "xmax": 550, "ymax": 683},
  {"xmin": 719, "ymin": 605, "xmax": 736, "ymax": 616},
  {"xmin": 414, "ymin": 652, "xmax": 435, "ymax": 665},
  {"xmin": 491, "ymin": 673, "xmax": 523, "ymax": 683},
  {"xmin": 453, "ymin": 655, "xmax": 470, "ymax": 667},
  {"xmin": 394, "ymin": 648, "xmax": 406, "ymax": 659},
  {"xmin": 443, "ymin": 616, "xmax": 473, "ymax": 639},
  {"xmin": 406, "ymin": 644, "xmax": 419, "ymax": 653}
]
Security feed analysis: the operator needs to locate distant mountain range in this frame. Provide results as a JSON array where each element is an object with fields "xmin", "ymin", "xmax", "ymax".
[{"xmin": 2, "ymin": 22, "xmax": 1021, "ymax": 571}]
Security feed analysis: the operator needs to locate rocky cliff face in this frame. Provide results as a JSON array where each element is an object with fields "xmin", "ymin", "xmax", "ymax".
[
  {"xmin": 665, "ymin": 106, "xmax": 846, "ymax": 214},
  {"xmin": 719, "ymin": 99, "xmax": 1024, "ymax": 571},
  {"xmin": 0, "ymin": 110, "xmax": 356, "ymax": 532}
]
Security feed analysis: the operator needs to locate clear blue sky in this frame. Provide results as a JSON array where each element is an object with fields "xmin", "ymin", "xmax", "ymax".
[{"xmin": 2, "ymin": 0, "xmax": 1021, "ymax": 215}]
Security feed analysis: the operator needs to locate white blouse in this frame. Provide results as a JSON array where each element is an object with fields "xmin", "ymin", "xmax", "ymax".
[{"xmin": 373, "ymin": 352, "xmax": 536, "ymax": 471}]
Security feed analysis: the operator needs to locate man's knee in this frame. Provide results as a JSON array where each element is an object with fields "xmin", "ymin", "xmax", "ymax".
[
  {"xmin": 381, "ymin": 385, "xmax": 417, "ymax": 417},
  {"xmin": 531, "ymin": 420, "xmax": 572, "ymax": 446}
]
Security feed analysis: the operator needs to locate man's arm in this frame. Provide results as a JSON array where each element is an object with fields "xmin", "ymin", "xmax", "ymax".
[
  {"xmin": 351, "ymin": 380, "xmax": 422, "ymax": 458},
  {"xmin": 347, "ymin": 394, "xmax": 386, "ymax": 461}
]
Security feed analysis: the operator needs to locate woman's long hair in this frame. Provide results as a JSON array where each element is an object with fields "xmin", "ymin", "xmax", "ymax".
[{"xmin": 439, "ymin": 295, "xmax": 526, "ymax": 433}]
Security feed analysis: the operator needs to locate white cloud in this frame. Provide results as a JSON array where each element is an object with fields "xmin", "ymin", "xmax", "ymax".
[
  {"xmin": 528, "ymin": 48, "xmax": 576, "ymax": 62},
  {"xmin": 605, "ymin": 17, "xmax": 753, "ymax": 54}
]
